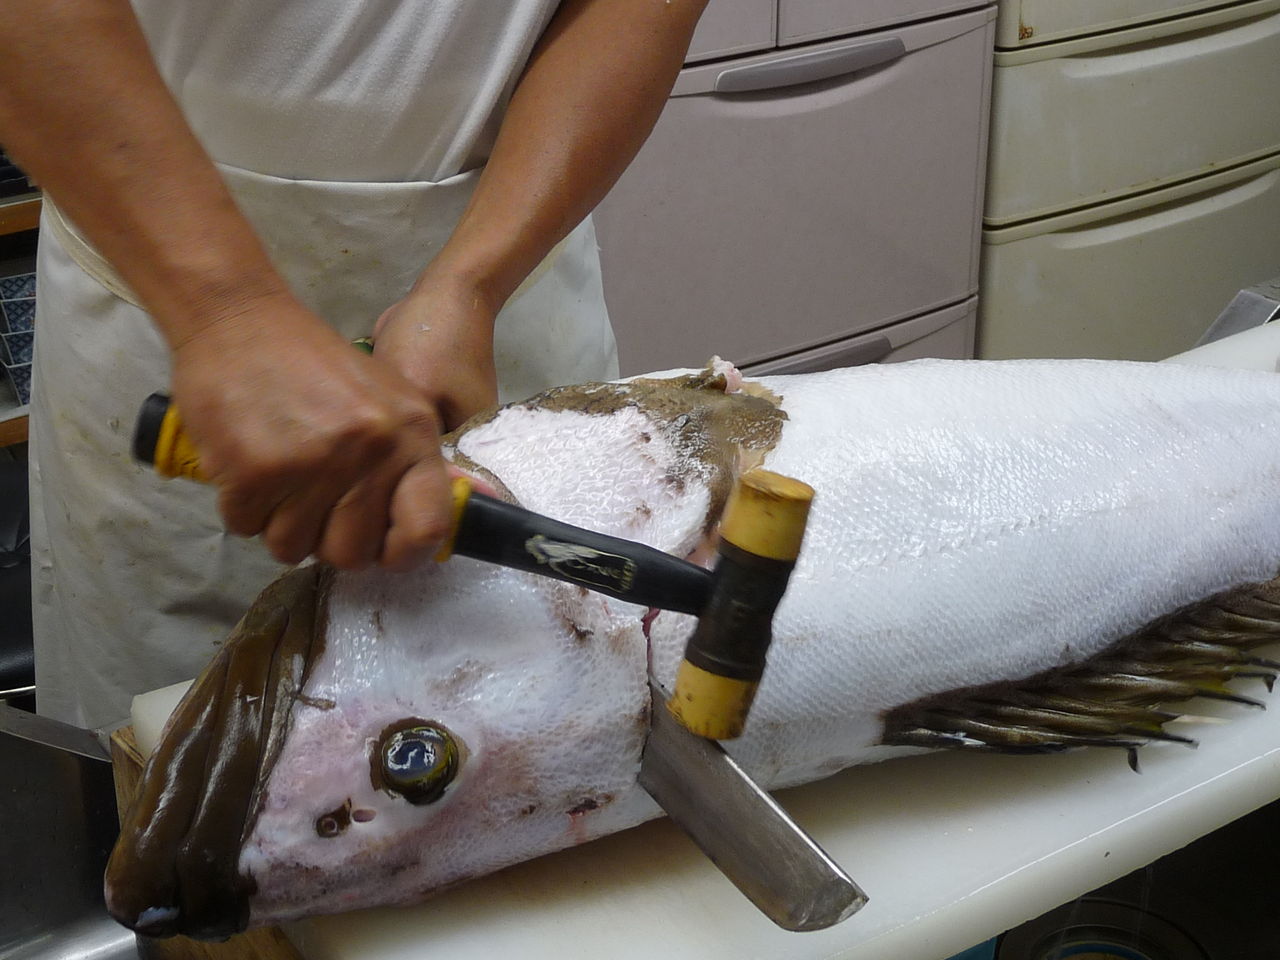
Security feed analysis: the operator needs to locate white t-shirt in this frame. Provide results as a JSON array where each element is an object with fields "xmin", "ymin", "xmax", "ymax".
[
  {"xmin": 133, "ymin": 0, "xmax": 562, "ymax": 181},
  {"xmin": 32, "ymin": 0, "xmax": 617, "ymax": 730}
]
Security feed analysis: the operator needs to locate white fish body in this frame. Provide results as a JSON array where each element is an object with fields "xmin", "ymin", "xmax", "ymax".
[{"xmin": 106, "ymin": 358, "xmax": 1280, "ymax": 938}]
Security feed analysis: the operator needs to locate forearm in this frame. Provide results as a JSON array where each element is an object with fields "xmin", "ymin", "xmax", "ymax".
[
  {"xmin": 425, "ymin": 0, "xmax": 708, "ymax": 309},
  {"xmin": 0, "ymin": 0, "xmax": 293, "ymax": 346}
]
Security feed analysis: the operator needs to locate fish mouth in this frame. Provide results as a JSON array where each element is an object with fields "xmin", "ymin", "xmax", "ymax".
[{"xmin": 104, "ymin": 565, "xmax": 326, "ymax": 941}]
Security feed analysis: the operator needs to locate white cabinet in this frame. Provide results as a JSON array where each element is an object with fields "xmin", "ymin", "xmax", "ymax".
[
  {"xmin": 978, "ymin": 0, "xmax": 1280, "ymax": 360},
  {"xmin": 981, "ymin": 158, "xmax": 1280, "ymax": 361},
  {"xmin": 986, "ymin": 2, "xmax": 1280, "ymax": 224},
  {"xmin": 994, "ymin": 0, "xmax": 1263, "ymax": 48},
  {"xmin": 595, "ymin": 4, "xmax": 996, "ymax": 375}
]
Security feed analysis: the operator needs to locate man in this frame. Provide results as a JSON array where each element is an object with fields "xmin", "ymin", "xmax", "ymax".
[{"xmin": 0, "ymin": 0, "xmax": 707, "ymax": 728}]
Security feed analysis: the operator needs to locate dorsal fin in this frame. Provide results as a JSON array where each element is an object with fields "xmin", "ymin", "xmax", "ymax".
[{"xmin": 881, "ymin": 576, "xmax": 1280, "ymax": 765}]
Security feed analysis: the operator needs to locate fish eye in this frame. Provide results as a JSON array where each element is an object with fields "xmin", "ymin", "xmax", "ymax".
[{"xmin": 377, "ymin": 723, "xmax": 459, "ymax": 805}]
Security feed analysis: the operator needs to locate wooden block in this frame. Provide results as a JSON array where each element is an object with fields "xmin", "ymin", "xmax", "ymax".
[
  {"xmin": 0, "ymin": 414, "xmax": 28, "ymax": 448},
  {"xmin": 135, "ymin": 927, "xmax": 303, "ymax": 960},
  {"xmin": 110, "ymin": 726, "xmax": 303, "ymax": 960},
  {"xmin": 0, "ymin": 194, "xmax": 40, "ymax": 236},
  {"xmin": 109, "ymin": 726, "xmax": 146, "ymax": 824}
]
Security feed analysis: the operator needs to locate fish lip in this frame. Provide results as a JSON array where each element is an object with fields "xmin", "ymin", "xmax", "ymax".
[{"xmin": 104, "ymin": 566, "xmax": 325, "ymax": 940}]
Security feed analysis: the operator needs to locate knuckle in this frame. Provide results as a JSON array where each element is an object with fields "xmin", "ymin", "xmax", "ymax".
[
  {"xmin": 341, "ymin": 408, "xmax": 398, "ymax": 451},
  {"xmin": 217, "ymin": 492, "xmax": 266, "ymax": 537},
  {"xmin": 319, "ymin": 540, "xmax": 376, "ymax": 571},
  {"xmin": 405, "ymin": 404, "xmax": 444, "ymax": 437},
  {"xmin": 263, "ymin": 526, "xmax": 309, "ymax": 566},
  {"xmin": 318, "ymin": 497, "xmax": 385, "ymax": 571},
  {"xmin": 223, "ymin": 513, "xmax": 263, "ymax": 539},
  {"xmin": 401, "ymin": 511, "xmax": 450, "ymax": 554},
  {"xmin": 224, "ymin": 449, "xmax": 295, "ymax": 489}
]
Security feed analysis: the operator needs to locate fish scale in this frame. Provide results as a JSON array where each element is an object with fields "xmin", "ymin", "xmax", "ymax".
[
  {"xmin": 106, "ymin": 358, "xmax": 1280, "ymax": 936},
  {"xmin": 653, "ymin": 360, "xmax": 1280, "ymax": 788}
]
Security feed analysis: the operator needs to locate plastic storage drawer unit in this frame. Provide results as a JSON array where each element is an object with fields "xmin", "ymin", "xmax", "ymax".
[
  {"xmin": 985, "ymin": 0, "xmax": 1280, "ymax": 225},
  {"xmin": 994, "ymin": 0, "xmax": 1266, "ymax": 48},
  {"xmin": 979, "ymin": 157, "xmax": 1280, "ymax": 360},
  {"xmin": 685, "ymin": 0, "xmax": 777, "ymax": 63},
  {"xmin": 596, "ymin": 6, "xmax": 996, "ymax": 375},
  {"xmin": 745, "ymin": 297, "xmax": 977, "ymax": 375}
]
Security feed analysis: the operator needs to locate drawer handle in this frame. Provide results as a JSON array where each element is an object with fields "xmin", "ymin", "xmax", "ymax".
[
  {"xmin": 839, "ymin": 335, "xmax": 895, "ymax": 366},
  {"xmin": 754, "ymin": 335, "xmax": 894, "ymax": 375},
  {"xmin": 714, "ymin": 38, "xmax": 907, "ymax": 95}
]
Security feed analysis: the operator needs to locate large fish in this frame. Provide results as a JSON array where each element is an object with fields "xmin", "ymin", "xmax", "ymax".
[{"xmin": 106, "ymin": 358, "xmax": 1280, "ymax": 940}]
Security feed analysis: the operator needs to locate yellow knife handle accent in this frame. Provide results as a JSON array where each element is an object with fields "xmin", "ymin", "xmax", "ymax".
[
  {"xmin": 136, "ymin": 393, "xmax": 475, "ymax": 562},
  {"xmin": 135, "ymin": 394, "xmax": 207, "ymax": 482},
  {"xmin": 433, "ymin": 476, "xmax": 474, "ymax": 563},
  {"xmin": 134, "ymin": 339, "xmax": 377, "ymax": 484}
]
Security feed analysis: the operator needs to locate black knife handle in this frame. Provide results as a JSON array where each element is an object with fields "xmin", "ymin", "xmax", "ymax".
[
  {"xmin": 134, "ymin": 391, "xmax": 715, "ymax": 615},
  {"xmin": 450, "ymin": 490, "xmax": 712, "ymax": 616}
]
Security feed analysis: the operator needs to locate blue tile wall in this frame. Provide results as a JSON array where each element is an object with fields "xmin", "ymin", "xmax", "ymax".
[
  {"xmin": 1, "ymin": 272, "xmax": 34, "ymax": 405},
  {"xmin": 2, "ymin": 330, "xmax": 33, "ymax": 366},
  {"xmin": 4, "ymin": 361, "xmax": 30, "ymax": 405},
  {"xmin": 2, "ymin": 298, "xmax": 35, "ymax": 333},
  {"xmin": 0, "ymin": 274, "xmax": 34, "ymax": 299}
]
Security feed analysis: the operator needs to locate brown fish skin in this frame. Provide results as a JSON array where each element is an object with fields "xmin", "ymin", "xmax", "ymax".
[{"xmin": 105, "ymin": 565, "xmax": 324, "ymax": 940}]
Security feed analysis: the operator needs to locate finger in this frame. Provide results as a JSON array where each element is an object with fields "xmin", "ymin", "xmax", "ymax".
[
  {"xmin": 176, "ymin": 425, "xmax": 294, "ymax": 538},
  {"xmin": 372, "ymin": 303, "xmax": 399, "ymax": 339},
  {"xmin": 209, "ymin": 438, "xmax": 343, "ymax": 539},
  {"xmin": 428, "ymin": 370, "xmax": 498, "ymax": 432},
  {"xmin": 217, "ymin": 479, "xmax": 292, "ymax": 538},
  {"xmin": 217, "ymin": 449, "xmax": 360, "ymax": 540},
  {"xmin": 314, "ymin": 466, "xmax": 402, "ymax": 570},
  {"xmin": 444, "ymin": 463, "xmax": 501, "ymax": 499},
  {"xmin": 380, "ymin": 457, "xmax": 456, "ymax": 570},
  {"xmin": 260, "ymin": 472, "xmax": 354, "ymax": 565}
]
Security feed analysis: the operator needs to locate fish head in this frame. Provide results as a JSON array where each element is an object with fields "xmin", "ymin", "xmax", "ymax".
[{"xmin": 105, "ymin": 558, "xmax": 653, "ymax": 939}]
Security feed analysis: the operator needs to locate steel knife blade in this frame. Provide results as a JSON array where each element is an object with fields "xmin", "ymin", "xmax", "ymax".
[{"xmin": 638, "ymin": 679, "xmax": 868, "ymax": 931}]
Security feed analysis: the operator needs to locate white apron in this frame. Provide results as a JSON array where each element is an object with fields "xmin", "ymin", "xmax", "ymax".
[{"xmin": 30, "ymin": 1, "xmax": 618, "ymax": 730}]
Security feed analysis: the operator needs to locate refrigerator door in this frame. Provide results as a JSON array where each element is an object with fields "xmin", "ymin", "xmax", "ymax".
[
  {"xmin": 986, "ymin": 3, "xmax": 1280, "ymax": 224},
  {"xmin": 595, "ymin": 7, "xmax": 996, "ymax": 377},
  {"xmin": 978, "ymin": 155, "xmax": 1280, "ymax": 361}
]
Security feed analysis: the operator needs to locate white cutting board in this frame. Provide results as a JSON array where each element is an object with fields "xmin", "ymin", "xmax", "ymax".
[{"xmin": 132, "ymin": 321, "xmax": 1280, "ymax": 960}]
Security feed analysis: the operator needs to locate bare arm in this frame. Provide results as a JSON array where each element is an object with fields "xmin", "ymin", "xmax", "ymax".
[
  {"xmin": 375, "ymin": 0, "xmax": 709, "ymax": 424},
  {"xmin": 0, "ymin": 0, "xmax": 707, "ymax": 569},
  {"xmin": 0, "ymin": 0, "xmax": 454, "ymax": 570},
  {"xmin": 0, "ymin": 0, "xmax": 286, "ymax": 340},
  {"xmin": 446, "ymin": 0, "xmax": 709, "ymax": 304}
]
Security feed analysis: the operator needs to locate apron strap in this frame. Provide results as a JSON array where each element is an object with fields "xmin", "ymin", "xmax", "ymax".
[
  {"xmin": 42, "ymin": 192, "xmax": 569, "ymax": 311},
  {"xmin": 42, "ymin": 197, "xmax": 143, "ymax": 308}
]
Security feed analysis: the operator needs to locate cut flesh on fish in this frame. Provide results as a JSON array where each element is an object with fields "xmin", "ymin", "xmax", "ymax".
[{"xmin": 106, "ymin": 358, "xmax": 1280, "ymax": 939}]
